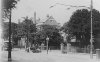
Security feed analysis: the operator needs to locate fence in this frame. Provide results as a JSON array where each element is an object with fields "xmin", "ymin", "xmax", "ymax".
[
  {"xmin": 39, "ymin": 46, "xmax": 60, "ymax": 50},
  {"xmin": 66, "ymin": 46, "xmax": 96, "ymax": 54}
]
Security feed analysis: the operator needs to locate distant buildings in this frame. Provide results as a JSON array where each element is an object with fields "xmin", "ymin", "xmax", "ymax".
[
  {"xmin": 43, "ymin": 15, "xmax": 61, "ymax": 28},
  {"xmin": 17, "ymin": 14, "xmax": 61, "ymax": 48},
  {"xmin": 36, "ymin": 15, "xmax": 61, "ymax": 31}
]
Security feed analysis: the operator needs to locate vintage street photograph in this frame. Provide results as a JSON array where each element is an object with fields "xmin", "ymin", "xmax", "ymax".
[{"xmin": 1, "ymin": 0, "xmax": 100, "ymax": 62}]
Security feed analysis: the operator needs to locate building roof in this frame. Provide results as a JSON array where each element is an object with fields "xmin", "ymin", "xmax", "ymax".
[
  {"xmin": 36, "ymin": 16, "xmax": 61, "ymax": 29},
  {"xmin": 42, "ymin": 16, "xmax": 61, "ymax": 29},
  {"xmin": 43, "ymin": 16, "xmax": 60, "ymax": 26}
]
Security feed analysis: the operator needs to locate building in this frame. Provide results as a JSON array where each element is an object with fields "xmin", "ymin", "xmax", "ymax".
[
  {"xmin": 43, "ymin": 15, "xmax": 61, "ymax": 29},
  {"xmin": 36, "ymin": 15, "xmax": 61, "ymax": 31}
]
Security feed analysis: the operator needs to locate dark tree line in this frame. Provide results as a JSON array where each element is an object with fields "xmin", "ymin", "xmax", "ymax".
[
  {"xmin": 2, "ymin": 18, "xmax": 62, "ymax": 49},
  {"xmin": 62, "ymin": 9, "xmax": 100, "ymax": 48}
]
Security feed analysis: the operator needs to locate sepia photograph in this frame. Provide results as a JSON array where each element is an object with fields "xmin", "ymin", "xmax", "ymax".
[{"xmin": 1, "ymin": 0, "xmax": 100, "ymax": 62}]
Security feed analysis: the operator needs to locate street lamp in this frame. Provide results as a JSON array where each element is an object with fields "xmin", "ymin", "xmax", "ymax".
[
  {"xmin": 46, "ymin": 36, "xmax": 49, "ymax": 54},
  {"xmin": 50, "ymin": 0, "xmax": 93, "ymax": 59}
]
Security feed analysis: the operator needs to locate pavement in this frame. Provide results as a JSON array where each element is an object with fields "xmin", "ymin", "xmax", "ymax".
[{"xmin": 0, "ymin": 48, "xmax": 99, "ymax": 62}]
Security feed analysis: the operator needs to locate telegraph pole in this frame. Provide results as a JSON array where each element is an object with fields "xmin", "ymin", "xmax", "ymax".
[
  {"xmin": 8, "ymin": 8, "xmax": 12, "ymax": 61},
  {"xmin": 34, "ymin": 11, "xmax": 36, "ymax": 24},
  {"xmin": 90, "ymin": 0, "xmax": 93, "ymax": 59}
]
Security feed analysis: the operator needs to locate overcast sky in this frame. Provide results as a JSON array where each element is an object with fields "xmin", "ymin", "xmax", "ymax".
[{"xmin": 12, "ymin": 0, "xmax": 100, "ymax": 26}]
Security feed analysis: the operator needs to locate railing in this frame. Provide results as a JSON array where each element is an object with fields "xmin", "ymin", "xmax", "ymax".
[
  {"xmin": 39, "ymin": 46, "xmax": 60, "ymax": 50},
  {"xmin": 66, "ymin": 46, "xmax": 96, "ymax": 54}
]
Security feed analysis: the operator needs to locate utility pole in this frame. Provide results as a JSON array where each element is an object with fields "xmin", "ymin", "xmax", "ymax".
[
  {"xmin": 34, "ymin": 11, "xmax": 37, "ymax": 34},
  {"xmin": 8, "ymin": 8, "xmax": 12, "ymax": 61},
  {"xmin": 34, "ymin": 11, "xmax": 37, "ymax": 46},
  {"xmin": 34, "ymin": 11, "xmax": 36, "ymax": 24},
  {"xmin": 27, "ymin": 17, "xmax": 30, "ymax": 52},
  {"xmin": 90, "ymin": 0, "xmax": 93, "ymax": 59}
]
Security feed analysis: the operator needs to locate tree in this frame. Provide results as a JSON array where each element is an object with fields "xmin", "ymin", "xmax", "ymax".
[
  {"xmin": 17, "ymin": 16, "xmax": 37, "ymax": 50},
  {"xmin": 63, "ymin": 9, "xmax": 100, "ymax": 48},
  {"xmin": 2, "ymin": 0, "xmax": 19, "ymax": 61},
  {"xmin": 2, "ymin": 22, "xmax": 18, "ymax": 40},
  {"xmin": 2, "ymin": 0, "xmax": 19, "ymax": 19},
  {"xmin": 42, "ymin": 25, "xmax": 58, "ymax": 37},
  {"xmin": 40, "ymin": 24, "xmax": 62, "ymax": 48}
]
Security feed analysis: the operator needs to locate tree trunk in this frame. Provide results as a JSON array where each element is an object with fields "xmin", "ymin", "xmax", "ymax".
[{"xmin": 8, "ymin": 8, "xmax": 12, "ymax": 61}]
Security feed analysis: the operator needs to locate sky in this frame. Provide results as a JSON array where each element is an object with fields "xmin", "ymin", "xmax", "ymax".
[{"xmin": 11, "ymin": 0, "xmax": 100, "ymax": 26}]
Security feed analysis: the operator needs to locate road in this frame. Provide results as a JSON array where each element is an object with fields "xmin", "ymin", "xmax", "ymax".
[{"xmin": 0, "ymin": 49, "xmax": 99, "ymax": 62}]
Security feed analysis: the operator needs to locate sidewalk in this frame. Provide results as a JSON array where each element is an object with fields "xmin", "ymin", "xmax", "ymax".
[{"xmin": 1, "ymin": 49, "xmax": 99, "ymax": 62}]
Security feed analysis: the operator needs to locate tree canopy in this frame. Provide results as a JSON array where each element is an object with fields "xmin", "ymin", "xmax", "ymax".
[
  {"xmin": 2, "ymin": 22, "xmax": 18, "ymax": 41},
  {"xmin": 17, "ymin": 17, "xmax": 36, "ymax": 37},
  {"xmin": 2, "ymin": 0, "xmax": 19, "ymax": 20},
  {"xmin": 63, "ymin": 9, "xmax": 100, "ymax": 47},
  {"xmin": 38, "ymin": 24, "xmax": 62, "ymax": 46},
  {"xmin": 2, "ymin": 0, "xmax": 19, "ymax": 10}
]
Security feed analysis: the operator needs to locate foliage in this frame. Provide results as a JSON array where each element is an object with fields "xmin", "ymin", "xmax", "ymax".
[
  {"xmin": 2, "ymin": 22, "xmax": 17, "ymax": 39},
  {"xmin": 41, "ymin": 25, "xmax": 59, "ymax": 37},
  {"xmin": 39, "ymin": 24, "xmax": 62, "ymax": 46},
  {"xmin": 63, "ymin": 9, "xmax": 100, "ymax": 47},
  {"xmin": 17, "ymin": 17, "xmax": 36, "ymax": 37},
  {"xmin": 2, "ymin": 22, "xmax": 18, "ymax": 44},
  {"xmin": 2, "ymin": 0, "xmax": 19, "ymax": 40},
  {"xmin": 2, "ymin": 0, "xmax": 19, "ymax": 19},
  {"xmin": 2, "ymin": 0, "xmax": 19, "ymax": 10},
  {"xmin": 17, "ymin": 16, "xmax": 37, "ymax": 46}
]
